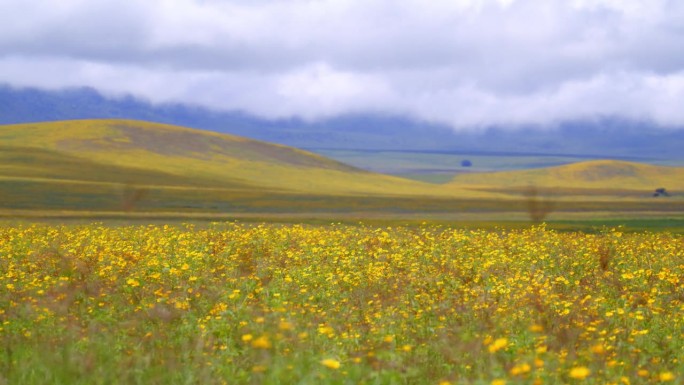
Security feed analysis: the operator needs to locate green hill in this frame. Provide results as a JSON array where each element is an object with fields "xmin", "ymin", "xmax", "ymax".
[
  {"xmin": 1, "ymin": 119, "xmax": 494, "ymax": 215},
  {"xmin": 449, "ymin": 160, "xmax": 684, "ymax": 192},
  {"xmin": 2, "ymin": 120, "xmax": 683, "ymax": 219},
  {"xmin": 0, "ymin": 119, "xmax": 455, "ymax": 196}
]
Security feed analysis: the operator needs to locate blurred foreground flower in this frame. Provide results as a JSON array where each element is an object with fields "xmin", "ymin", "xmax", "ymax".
[
  {"xmin": 569, "ymin": 366, "xmax": 591, "ymax": 380},
  {"xmin": 321, "ymin": 358, "xmax": 341, "ymax": 369},
  {"xmin": 488, "ymin": 338, "xmax": 508, "ymax": 353}
]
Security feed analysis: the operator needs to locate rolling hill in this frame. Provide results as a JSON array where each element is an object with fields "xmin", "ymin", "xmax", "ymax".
[
  {"xmin": 0, "ymin": 119, "xmax": 456, "ymax": 197},
  {"xmin": 449, "ymin": 160, "xmax": 684, "ymax": 192},
  {"xmin": 0, "ymin": 119, "xmax": 483, "ymax": 214},
  {"xmin": 1, "ymin": 119, "xmax": 683, "ymax": 219}
]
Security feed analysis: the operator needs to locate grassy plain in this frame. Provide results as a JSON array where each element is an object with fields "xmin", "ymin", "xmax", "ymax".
[
  {"xmin": 311, "ymin": 149, "xmax": 601, "ymax": 179},
  {"xmin": 1, "ymin": 119, "xmax": 683, "ymax": 225},
  {"xmin": 312, "ymin": 149, "xmax": 684, "ymax": 181},
  {"xmin": 1, "ymin": 222, "xmax": 682, "ymax": 384}
]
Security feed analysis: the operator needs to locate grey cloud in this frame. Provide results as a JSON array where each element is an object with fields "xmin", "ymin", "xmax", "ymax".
[
  {"xmin": 0, "ymin": 1, "xmax": 149, "ymax": 58},
  {"xmin": 1, "ymin": 0, "xmax": 684, "ymax": 129}
]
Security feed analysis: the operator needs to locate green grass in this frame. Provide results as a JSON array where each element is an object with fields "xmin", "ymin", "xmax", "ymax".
[{"xmin": 2, "ymin": 176, "xmax": 684, "ymax": 216}]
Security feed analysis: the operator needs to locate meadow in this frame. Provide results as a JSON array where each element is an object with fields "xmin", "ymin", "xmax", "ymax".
[{"xmin": 1, "ymin": 222, "xmax": 682, "ymax": 384}]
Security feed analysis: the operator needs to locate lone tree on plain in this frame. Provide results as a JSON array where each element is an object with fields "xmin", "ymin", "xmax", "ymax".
[
  {"xmin": 121, "ymin": 184, "xmax": 148, "ymax": 211},
  {"xmin": 525, "ymin": 185, "xmax": 555, "ymax": 223}
]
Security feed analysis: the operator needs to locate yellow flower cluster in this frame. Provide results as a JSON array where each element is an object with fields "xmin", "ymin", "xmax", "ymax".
[{"xmin": 0, "ymin": 223, "xmax": 681, "ymax": 384}]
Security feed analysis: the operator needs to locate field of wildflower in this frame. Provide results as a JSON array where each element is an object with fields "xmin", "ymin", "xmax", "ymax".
[{"xmin": 1, "ymin": 222, "xmax": 682, "ymax": 384}]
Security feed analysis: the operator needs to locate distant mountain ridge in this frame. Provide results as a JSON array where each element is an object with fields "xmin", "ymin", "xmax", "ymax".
[{"xmin": 2, "ymin": 84, "xmax": 684, "ymax": 160}]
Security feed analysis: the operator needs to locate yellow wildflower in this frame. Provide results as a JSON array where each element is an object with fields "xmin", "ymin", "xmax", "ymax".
[
  {"xmin": 510, "ymin": 363, "xmax": 531, "ymax": 376},
  {"xmin": 320, "ymin": 358, "xmax": 341, "ymax": 369},
  {"xmin": 488, "ymin": 338, "xmax": 508, "ymax": 353},
  {"xmin": 569, "ymin": 366, "xmax": 591, "ymax": 380},
  {"xmin": 251, "ymin": 335, "xmax": 271, "ymax": 349}
]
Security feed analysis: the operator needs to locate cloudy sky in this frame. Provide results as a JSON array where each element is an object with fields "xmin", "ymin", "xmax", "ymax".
[{"xmin": 1, "ymin": 0, "xmax": 684, "ymax": 129}]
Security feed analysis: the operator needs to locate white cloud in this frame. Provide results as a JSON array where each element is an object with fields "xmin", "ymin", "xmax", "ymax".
[
  {"xmin": 1, "ymin": 0, "xmax": 684, "ymax": 129},
  {"xmin": 274, "ymin": 62, "xmax": 393, "ymax": 119}
]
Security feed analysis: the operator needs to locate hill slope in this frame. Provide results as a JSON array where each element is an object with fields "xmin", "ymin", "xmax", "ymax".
[
  {"xmin": 2, "ymin": 120, "xmax": 684, "ymax": 217},
  {"xmin": 449, "ymin": 160, "xmax": 684, "ymax": 191},
  {"xmin": 0, "ymin": 119, "xmax": 454, "ymax": 196}
]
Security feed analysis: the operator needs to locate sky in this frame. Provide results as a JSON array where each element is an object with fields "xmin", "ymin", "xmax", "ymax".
[{"xmin": 1, "ymin": 0, "xmax": 684, "ymax": 130}]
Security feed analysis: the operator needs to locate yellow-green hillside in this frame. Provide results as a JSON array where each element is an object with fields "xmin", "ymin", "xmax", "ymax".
[
  {"xmin": 2, "ymin": 120, "xmax": 684, "ymax": 218},
  {"xmin": 0, "ymin": 119, "xmax": 466, "ymax": 197},
  {"xmin": 449, "ymin": 160, "xmax": 684, "ymax": 190}
]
